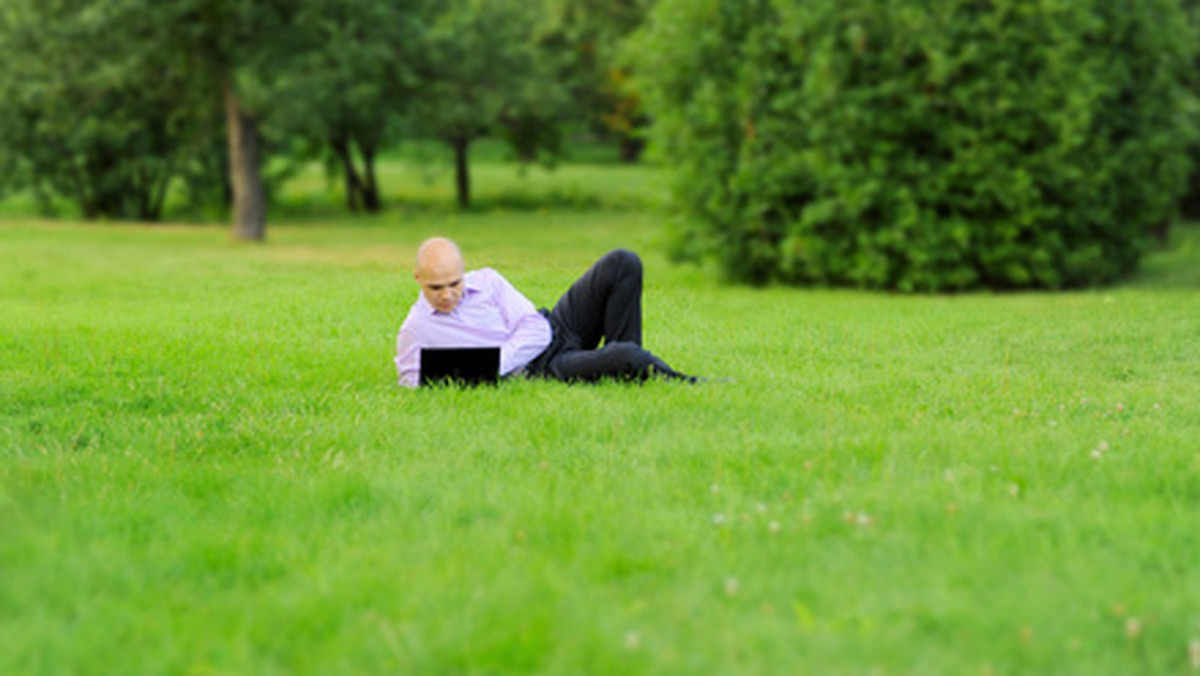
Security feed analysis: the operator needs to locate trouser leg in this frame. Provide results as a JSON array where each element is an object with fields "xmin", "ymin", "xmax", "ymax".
[
  {"xmin": 549, "ymin": 249, "xmax": 642, "ymax": 349},
  {"xmin": 539, "ymin": 249, "xmax": 694, "ymax": 383},
  {"xmin": 548, "ymin": 341, "xmax": 680, "ymax": 382}
]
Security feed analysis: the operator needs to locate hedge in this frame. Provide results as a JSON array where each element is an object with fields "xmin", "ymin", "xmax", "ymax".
[{"xmin": 637, "ymin": 0, "xmax": 1195, "ymax": 290}]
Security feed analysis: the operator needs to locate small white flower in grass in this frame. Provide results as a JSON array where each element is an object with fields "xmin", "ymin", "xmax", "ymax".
[
  {"xmin": 624, "ymin": 631, "xmax": 642, "ymax": 651},
  {"xmin": 1154, "ymin": 403, "xmax": 1162, "ymax": 411},
  {"xmin": 724, "ymin": 577, "xmax": 739, "ymax": 596},
  {"xmin": 712, "ymin": 513, "xmax": 727, "ymax": 526},
  {"xmin": 943, "ymin": 469, "xmax": 955, "ymax": 483},
  {"xmin": 755, "ymin": 502, "xmax": 767, "ymax": 514},
  {"xmin": 1090, "ymin": 449, "xmax": 1103, "ymax": 461},
  {"xmin": 768, "ymin": 520, "xmax": 781, "ymax": 534},
  {"xmin": 1125, "ymin": 617, "xmax": 1141, "ymax": 639},
  {"xmin": 710, "ymin": 483, "xmax": 720, "ymax": 494},
  {"xmin": 1188, "ymin": 638, "xmax": 1200, "ymax": 670},
  {"xmin": 1098, "ymin": 440, "xmax": 1109, "ymax": 452},
  {"xmin": 856, "ymin": 513, "xmax": 872, "ymax": 527},
  {"xmin": 1008, "ymin": 484, "xmax": 1020, "ymax": 498}
]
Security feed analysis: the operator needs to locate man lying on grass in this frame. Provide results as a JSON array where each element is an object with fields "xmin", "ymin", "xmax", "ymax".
[{"xmin": 394, "ymin": 237, "xmax": 696, "ymax": 387}]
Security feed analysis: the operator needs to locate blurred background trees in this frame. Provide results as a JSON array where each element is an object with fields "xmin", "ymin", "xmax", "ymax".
[
  {"xmin": 544, "ymin": 0, "xmax": 656, "ymax": 162},
  {"xmin": 407, "ymin": 0, "xmax": 567, "ymax": 210},
  {"xmin": 2, "ymin": 0, "xmax": 1199, "ymax": 289},
  {"xmin": 0, "ymin": 0, "xmax": 632, "ymax": 232},
  {"xmin": 638, "ymin": 0, "xmax": 1197, "ymax": 290},
  {"xmin": 0, "ymin": 0, "xmax": 208, "ymax": 222}
]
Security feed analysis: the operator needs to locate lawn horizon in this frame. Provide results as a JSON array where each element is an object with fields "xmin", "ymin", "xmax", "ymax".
[{"xmin": 2, "ymin": 204, "xmax": 1199, "ymax": 674}]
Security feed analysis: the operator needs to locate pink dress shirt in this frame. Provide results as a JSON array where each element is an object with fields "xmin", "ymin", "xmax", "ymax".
[{"xmin": 394, "ymin": 268, "xmax": 552, "ymax": 388}]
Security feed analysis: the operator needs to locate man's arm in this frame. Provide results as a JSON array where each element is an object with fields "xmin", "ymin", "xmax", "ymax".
[
  {"xmin": 394, "ymin": 317, "xmax": 421, "ymax": 388},
  {"xmin": 487, "ymin": 269, "xmax": 551, "ymax": 375}
]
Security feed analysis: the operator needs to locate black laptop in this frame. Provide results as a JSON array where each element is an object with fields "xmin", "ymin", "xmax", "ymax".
[{"xmin": 419, "ymin": 347, "xmax": 501, "ymax": 387}]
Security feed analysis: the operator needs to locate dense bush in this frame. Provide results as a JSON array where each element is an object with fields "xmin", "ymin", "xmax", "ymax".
[{"xmin": 637, "ymin": 0, "xmax": 1195, "ymax": 290}]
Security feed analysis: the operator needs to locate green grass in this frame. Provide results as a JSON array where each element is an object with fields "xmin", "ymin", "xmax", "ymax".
[{"xmin": 2, "ymin": 169, "xmax": 1200, "ymax": 674}]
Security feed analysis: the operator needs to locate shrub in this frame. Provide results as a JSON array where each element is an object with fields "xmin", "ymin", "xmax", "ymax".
[{"xmin": 637, "ymin": 0, "xmax": 1195, "ymax": 290}]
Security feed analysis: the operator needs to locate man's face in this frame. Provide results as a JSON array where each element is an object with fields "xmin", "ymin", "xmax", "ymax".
[{"xmin": 416, "ymin": 260, "xmax": 465, "ymax": 314}]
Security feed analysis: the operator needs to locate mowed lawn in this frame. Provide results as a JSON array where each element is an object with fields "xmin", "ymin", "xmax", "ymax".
[{"xmin": 2, "ymin": 185, "xmax": 1200, "ymax": 674}]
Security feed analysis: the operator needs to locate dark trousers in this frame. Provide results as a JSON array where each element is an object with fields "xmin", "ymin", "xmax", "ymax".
[{"xmin": 529, "ymin": 250, "xmax": 686, "ymax": 382}]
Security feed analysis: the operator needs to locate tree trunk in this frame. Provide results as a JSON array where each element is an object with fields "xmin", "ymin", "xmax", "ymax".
[
  {"xmin": 148, "ymin": 167, "xmax": 172, "ymax": 222},
  {"xmin": 1150, "ymin": 218, "xmax": 1171, "ymax": 247},
  {"xmin": 361, "ymin": 143, "xmax": 381, "ymax": 213},
  {"xmin": 453, "ymin": 137, "xmax": 471, "ymax": 210},
  {"xmin": 619, "ymin": 134, "xmax": 645, "ymax": 164},
  {"xmin": 332, "ymin": 135, "xmax": 363, "ymax": 212},
  {"xmin": 223, "ymin": 79, "xmax": 266, "ymax": 241}
]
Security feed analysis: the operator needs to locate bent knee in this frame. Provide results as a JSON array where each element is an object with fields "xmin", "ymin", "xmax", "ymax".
[{"xmin": 603, "ymin": 249, "xmax": 642, "ymax": 278}]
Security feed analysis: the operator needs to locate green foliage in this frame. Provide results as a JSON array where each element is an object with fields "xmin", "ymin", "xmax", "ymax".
[
  {"xmin": 0, "ymin": 0, "xmax": 641, "ymax": 219},
  {"xmin": 0, "ymin": 0, "xmax": 308, "ymax": 222},
  {"xmin": 0, "ymin": 0, "xmax": 210, "ymax": 220},
  {"xmin": 1173, "ymin": 0, "xmax": 1200, "ymax": 219},
  {"xmin": 269, "ymin": 0, "xmax": 430, "ymax": 213},
  {"xmin": 638, "ymin": 0, "xmax": 1196, "ymax": 290},
  {"xmin": 410, "ymin": 0, "xmax": 550, "ymax": 143},
  {"xmin": 409, "ymin": 0, "xmax": 571, "ymax": 207},
  {"xmin": 544, "ymin": 0, "xmax": 657, "ymax": 160}
]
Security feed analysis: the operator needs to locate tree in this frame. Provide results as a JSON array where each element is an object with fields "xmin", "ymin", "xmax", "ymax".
[
  {"xmin": 0, "ymin": 0, "xmax": 302, "ymax": 236},
  {"xmin": 0, "ymin": 0, "xmax": 209, "ymax": 221},
  {"xmin": 409, "ymin": 0, "xmax": 569, "ymax": 209},
  {"xmin": 160, "ymin": 0, "xmax": 295, "ymax": 240},
  {"xmin": 269, "ymin": 0, "xmax": 429, "ymax": 214},
  {"xmin": 545, "ymin": 0, "xmax": 657, "ymax": 162},
  {"xmin": 94, "ymin": 0, "xmax": 301, "ymax": 239}
]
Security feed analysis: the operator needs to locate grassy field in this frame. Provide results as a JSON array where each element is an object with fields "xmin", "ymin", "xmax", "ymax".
[{"xmin": 2, "ymin": 160, "xmax": 1200, "ymax": 675}]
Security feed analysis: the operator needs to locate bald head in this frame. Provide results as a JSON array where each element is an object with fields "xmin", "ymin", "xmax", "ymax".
[
  {"xmin": 416, "ymin": 237, "xmax": 462, "ymax": 272},
  {"xmin": 414, "ymin": 237, "xmax": 466, "ymax": 313}
]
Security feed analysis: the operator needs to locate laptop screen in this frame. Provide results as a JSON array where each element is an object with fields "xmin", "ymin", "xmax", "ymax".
[{"xmin": 419, "ymin": 347, "xmax": 501, "ymax": 387}]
